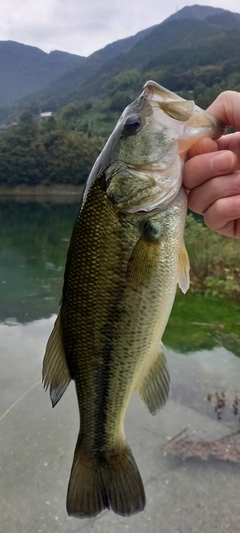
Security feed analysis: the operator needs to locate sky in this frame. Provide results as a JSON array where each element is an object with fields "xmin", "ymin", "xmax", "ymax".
[{"xmin": 1, "ymin": 0, "xmax": 240, "ymax": 57}]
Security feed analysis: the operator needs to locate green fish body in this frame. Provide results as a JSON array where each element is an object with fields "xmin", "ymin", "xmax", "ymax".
[{"xmin": 43, "ymin": 81, "xmax": 225, "ymax": 518}]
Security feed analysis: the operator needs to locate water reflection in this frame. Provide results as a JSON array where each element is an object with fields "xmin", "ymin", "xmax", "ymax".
[{"xmin": 0, "ymin": 198, "xmax": 80, "ymax": 322}]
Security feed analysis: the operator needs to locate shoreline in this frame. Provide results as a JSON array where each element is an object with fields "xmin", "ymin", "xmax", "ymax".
[
  {"xmin": 0, "ymin": 185, "xmax": 84, "ymax": 203},
  {"xmin": 0, "ymin": 184, "xmax": 84, "ymax": 195}
]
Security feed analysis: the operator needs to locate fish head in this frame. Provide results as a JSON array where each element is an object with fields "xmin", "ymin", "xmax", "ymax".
[
  {"xmin": 143, "ymin": 80, "xmax": 226, "ymax": 154},
  {"xmin": 86, "ymin": 81, "xmax": 225, "ymax": 214}
]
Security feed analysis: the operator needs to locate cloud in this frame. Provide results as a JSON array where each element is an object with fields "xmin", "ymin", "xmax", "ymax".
[
  {"xmin": 0, "ymin": 0, "xmax": 127, "ymax": 55},
  {"xmin": 0, "ymin": 0, "xmax": 239, "ymax": 56}
]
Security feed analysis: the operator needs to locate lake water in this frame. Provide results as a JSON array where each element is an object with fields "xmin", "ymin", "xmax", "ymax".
[{"xmin": 1, "ymin": 197, "xmax": 240, "ymax": 533}]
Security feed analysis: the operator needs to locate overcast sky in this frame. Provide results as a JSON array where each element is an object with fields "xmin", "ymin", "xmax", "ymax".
[{"xmin": 1, "ymin": 0, "xmax": 240, "ymax": 57}]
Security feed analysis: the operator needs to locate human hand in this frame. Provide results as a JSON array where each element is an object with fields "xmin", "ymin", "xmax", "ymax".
[{"xmin": 183, "ymin": 91, "xmax": 240, "ymax": 238}]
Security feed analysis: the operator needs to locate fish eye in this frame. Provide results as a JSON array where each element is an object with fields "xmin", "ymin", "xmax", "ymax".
[{"xmin": 122, "ymin": 115, "xmax": 142, "ymax": 136}]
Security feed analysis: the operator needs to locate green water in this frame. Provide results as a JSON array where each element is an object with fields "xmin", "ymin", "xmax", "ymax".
[
  {"xmin": 0, "ymin": 198, "xmax": 80, "ymax": 322},
  {"xmin": 1, "ymin": 197, "xmax": 240, "ymax": 355}
]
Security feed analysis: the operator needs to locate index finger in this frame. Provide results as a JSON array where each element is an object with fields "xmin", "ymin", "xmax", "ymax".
[{"xmin": 183, "ymin": 150, "xmax": 237, "ymax": 190}]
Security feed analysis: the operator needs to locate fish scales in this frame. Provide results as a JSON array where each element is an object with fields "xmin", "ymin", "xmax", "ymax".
[
  {"xmin": 43, "ymin": 80, "xmax": 225, "ymax": 519},
  {"xmin": 62, "ymin": 178, "xmax": 177, "ymax": 449}
]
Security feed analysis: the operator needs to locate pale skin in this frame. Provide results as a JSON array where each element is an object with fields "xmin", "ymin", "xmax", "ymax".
[{"xmin": 183, "ymin": 91, "xmax": 240, "ymax": 238}]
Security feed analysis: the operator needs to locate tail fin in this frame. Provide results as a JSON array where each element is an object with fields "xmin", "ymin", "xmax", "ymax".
[{"xmin": 66, "ymin": 442, "xmax": 145, "ymax": 518}]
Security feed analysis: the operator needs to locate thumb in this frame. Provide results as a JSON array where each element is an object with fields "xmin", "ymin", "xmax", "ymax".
[{"xmin": 207, "ymin": 91, "xmax": 240, "ymax": 131}]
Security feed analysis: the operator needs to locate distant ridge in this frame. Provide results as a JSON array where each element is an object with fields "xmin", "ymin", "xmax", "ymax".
[
  {"xmin": 0, "ymin": 24, "xmax": 157, "ymax": 109},
  {"xmin": 0, "ymin": 4, "xmax": 240, "ymax": 120},
  {"xmin": 165, "ymin": 4, "xmax": 227, "ymax": 21},
  {"xmin": 0, "ymin": 41, "xmax": 85, "ymax": 106}
]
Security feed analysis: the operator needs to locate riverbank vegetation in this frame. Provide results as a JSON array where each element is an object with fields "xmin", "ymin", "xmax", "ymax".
[
  {"xmin": 0, "ymin": 111, "xmax": 102, "ymax": 187},
  {"xmin": 185, "ymin": 216, "xmax": 240, "ymax": 299}
]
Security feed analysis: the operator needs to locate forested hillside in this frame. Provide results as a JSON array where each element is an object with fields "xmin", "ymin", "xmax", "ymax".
[
  {"xmin": 0, "ymin": 112, "xmax": 101, "ymax": 186},
  {"xmin": 0, "ymin": 26, "xmax": 156, "ymax": 115},
  {"xmin": 0, "ymin": 42, "xmax": 84, "ymax": 107},
  {"xmin": 0, "ymin": 4, "xmax": 240, "ymax": 188}
]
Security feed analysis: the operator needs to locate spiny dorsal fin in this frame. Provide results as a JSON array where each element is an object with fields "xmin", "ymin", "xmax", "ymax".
[
  {"xmin": 177, "ymin": 240, "xmax": 190, "ymax": 294},
  {"xmin": 42, "ymin": 312, "xmax": 72, "ymax": 407},
  {"xmin": 136, "ymin": 343, "xmax": 170, "ymax": 415}
]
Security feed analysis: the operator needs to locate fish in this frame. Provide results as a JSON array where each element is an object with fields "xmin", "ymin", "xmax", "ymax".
[{"xmin": 42, "ymin": 81, "xmax": 225, "ymax": 519}]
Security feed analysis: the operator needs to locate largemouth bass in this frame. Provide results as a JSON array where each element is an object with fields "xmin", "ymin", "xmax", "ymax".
[{"xmin": 43, "ymin": 81, "xmax": 225, "ymax": 519}]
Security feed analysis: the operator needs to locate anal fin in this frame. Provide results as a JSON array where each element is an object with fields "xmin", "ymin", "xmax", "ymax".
[
  {"xmin": 137, "ymin": 343, "xmax": 170, "ymax": 415},
  {"xmin": 42, "ymin": 312, "xmax": 72, "ymax": 407}
]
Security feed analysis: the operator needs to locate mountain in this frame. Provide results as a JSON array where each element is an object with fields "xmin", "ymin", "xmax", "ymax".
[
  {"xmin": 205, "ymin": 11, "xmax": 240, "ymax": 29},
  {"xmin": 0, "ymin": 41, "xmax": 85, "ymax": 107},
  {"xmin": 166, "ymin": 3, "xmax": 240, "ymax": 26},
  {"xmin": 86, "ymin": 25, "xmax": 158, "ymax": 64},
  {"xmin": 1, "ymin": 4, "xmax": 240, "ymax": 120},
  {"xmin": 0, "ymin": 26, "xmax": 155, "ymax": 112},
  {"xmin": 103, "ymin": 18, "xmax": 224, "ymax": 72},
  {"xmin": 57, "ymin": 13, "xmax": 239, "ymax": 105},
  {"xmin": 165, "ymin": 4, "xmax": 227, "ymax": 22}
]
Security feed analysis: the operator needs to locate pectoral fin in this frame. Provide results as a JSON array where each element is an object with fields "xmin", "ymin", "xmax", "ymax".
[
  {"xmin": 177, "ymin": 240, "xmax": 190, "ymax": 294},
  {"xmin": 137, "ymin": 343, "xmax": 170, "ymax": 415},
  {"xmin": 127, "ymin": 223, "xmax": 162, "ymax": 287},
  {"xmin": 42, "ymin": 312, "xmax": 72, "ymax": 407},
  {"xmin": 127, "ymin": 237, "xmax": 157, "ymax": 286}
]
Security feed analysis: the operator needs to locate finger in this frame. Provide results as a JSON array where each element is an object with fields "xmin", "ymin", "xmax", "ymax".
[
  {"xmin": 208, "ymin": 91, "xmax": 240, "ymax": 131},
  {"xmin": 183, "ymin": 150, "xmax": 237, "ymax": 190},
  {"xmin": 203, "ymin": 196, "xmax": 240, "ymax": 238},
  {"xmin": 188, "ymin": 171, "xmax": 240, "ymax": 214},
  {"xmin": 216, "ymin": 132, "xmax": 240, "ymax": 150},
  {"xmin": 187, "ymin": 137, "xmax": 218, "ymax": 158},
  {"xmin": 216, "ymin": 132, "xmax": 240, "ymax": 170}
]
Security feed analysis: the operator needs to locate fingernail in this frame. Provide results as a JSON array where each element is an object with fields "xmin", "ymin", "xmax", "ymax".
[{"xmin": 210, "ymin": 151, "xmax": 235, "ymax": 173}]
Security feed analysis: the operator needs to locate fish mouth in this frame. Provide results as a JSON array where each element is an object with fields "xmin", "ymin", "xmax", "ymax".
[
  {"xmin": 143, "ymin": 80, "xmax": 226, "ymax": 140},
  {"xmin": 143, "ymin": 80, "xmax": 184, "ymax": 102}
]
